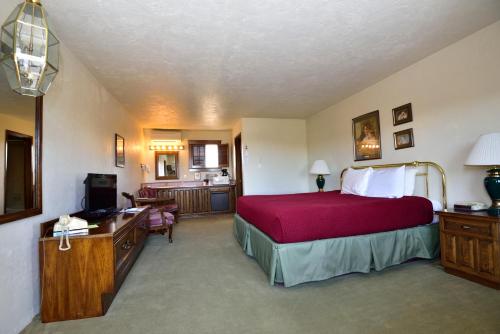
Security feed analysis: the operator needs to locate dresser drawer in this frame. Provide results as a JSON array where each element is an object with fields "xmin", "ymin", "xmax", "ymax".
[
  {"xmin": 442, "ymin": 217, "xmax": 494, "ymax": 238},
  {"xmin": 115, "ymin": 228, "xmax": 136, "ymax": 271},
  {"xmin": 210, "ymin": 187, "xmax": 230, "ymax": 192}
]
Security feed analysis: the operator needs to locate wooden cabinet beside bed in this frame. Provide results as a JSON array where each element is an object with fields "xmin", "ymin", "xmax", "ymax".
[{"xmin": 438, "ymin": 210, "xmax": 500, "ymax": 289}]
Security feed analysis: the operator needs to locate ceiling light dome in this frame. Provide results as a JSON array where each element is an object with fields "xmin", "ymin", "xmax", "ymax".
[{"xmin": 0, "ymin": 0, "xmax": 60, "ymax": 97}]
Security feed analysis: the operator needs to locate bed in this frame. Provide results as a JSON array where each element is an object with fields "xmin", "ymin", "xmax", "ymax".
[{"xmin": 233, "ymin": 161, "xmax": 447, "ymax": 287}]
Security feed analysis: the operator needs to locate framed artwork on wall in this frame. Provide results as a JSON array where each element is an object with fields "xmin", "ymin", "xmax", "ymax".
[
  {"xmin": 394, "ymin": 128, "xmax": 414, "ymax": 150},
  {"xmin": 392, "ymin": 103, "xmax": 413, "ymax": 126},
  {"xmin": 115, "ymin": 134, "xmax": 125, "ymax": 168},
  {"xmin": 352, "ymin": 110, "xmax": 382, "ymax": 161}
]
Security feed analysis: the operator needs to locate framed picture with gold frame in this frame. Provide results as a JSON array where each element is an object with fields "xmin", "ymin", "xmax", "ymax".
[
  {"xmin": 352, "ymin": 110, "xmax": 382, "ymax": 161},
  {"xmin": 394, "ymin": 128, "xmax": 414, "ymax": 150}
]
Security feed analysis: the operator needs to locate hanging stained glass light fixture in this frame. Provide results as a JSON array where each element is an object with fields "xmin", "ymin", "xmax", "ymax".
[{"xmin": 0, "ymin": 0, "xmax": 59, "ymax": 97}]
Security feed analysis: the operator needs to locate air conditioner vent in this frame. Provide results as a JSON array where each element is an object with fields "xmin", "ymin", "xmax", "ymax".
[{"xmin": 150, "ymin": 130, "xmax": 182, "ymax": 143}]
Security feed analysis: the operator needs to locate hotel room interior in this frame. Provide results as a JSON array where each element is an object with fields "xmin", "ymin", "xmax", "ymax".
[{"xmin": 0, "ymin": 0, "xmax": 499, "ymax": 333}]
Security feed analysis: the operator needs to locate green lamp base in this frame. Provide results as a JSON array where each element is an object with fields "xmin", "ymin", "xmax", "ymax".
[
  {"xmin": 485, "ymin": 168, "xmax": 500, "ymax": 217},
  {"xmin": 316, "ymin": 175, "xmax": 325, "ymax": 192}
]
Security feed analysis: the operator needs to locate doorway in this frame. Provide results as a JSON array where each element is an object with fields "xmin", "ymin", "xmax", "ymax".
[
  {"xmin": 234, "ymin": 133, "xmax": 243, "ymax": 197},
  {"xmin": 4, "ymin": 130, "xmax": 33, "ymax": 214}
]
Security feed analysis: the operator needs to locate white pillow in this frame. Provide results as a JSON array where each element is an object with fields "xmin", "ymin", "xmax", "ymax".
[
  {"xmin": 365, "ymin": 166, "xmax": 406, "ymax": 198},
  {"xmin": 404, "ymin": 167, "xmax": 418, "ymax": 196},
  {"xmin": 428, "ymin": 199, "xmax": 443, "ymax": 212},
  {"xmin": 341, "ymin": 167, "xmax": 373, "ymax": 196}
]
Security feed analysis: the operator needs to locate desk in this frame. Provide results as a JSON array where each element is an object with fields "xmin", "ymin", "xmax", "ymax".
[{"xmin": 39, "ymin": 207, "xmax": 149, "ymax": 322}]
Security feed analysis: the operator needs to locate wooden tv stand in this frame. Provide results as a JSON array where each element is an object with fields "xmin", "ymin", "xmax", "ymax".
[{"xmin": 39, "ymin": 207, "xmax": 149, "ymax": 322}]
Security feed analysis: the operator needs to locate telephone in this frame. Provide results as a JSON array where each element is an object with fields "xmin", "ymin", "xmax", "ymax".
[
  {"xmin": 53, "ymin": 215, "xmax": 89, "ymax": 251},
  {"xmin": 454, "ymin": 201, "xmax": 488, "ymax": 211}
]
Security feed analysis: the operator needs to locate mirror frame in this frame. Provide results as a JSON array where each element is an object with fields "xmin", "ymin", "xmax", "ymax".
[
  {"xmin": 155, "ymin": 151, "xmax": 179, "ymax": 180},
  {"xmin": 0, "ymin": 96, "xmax": 43, "ymax": 224}
]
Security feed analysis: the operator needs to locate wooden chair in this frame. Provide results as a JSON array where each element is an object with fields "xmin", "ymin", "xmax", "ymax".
[
  {"xmin": 137, "ymin": 187, "xmax": 179, "ymax": 222},
  {"xmin": 122, "ymin": 192, "xmax": 174, "ymax": 243}
]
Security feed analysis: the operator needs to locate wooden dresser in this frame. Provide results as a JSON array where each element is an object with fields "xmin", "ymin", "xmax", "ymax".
[
  {"xmin": 39, "ymin": 208, "xmax": 149, "ymax": 322},
  {"xmin": 438, "ymin": 210, "xmax": 500, "ymax": 289}
]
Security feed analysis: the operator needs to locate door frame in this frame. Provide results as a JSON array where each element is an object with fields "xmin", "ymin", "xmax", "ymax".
[
  {"xmin": 4, "ymin": 130, "xmax": 34, "ymax": 214},
  {"xmin": 234, "ymin": 133, "xmax": 243, "ymax": 197}
]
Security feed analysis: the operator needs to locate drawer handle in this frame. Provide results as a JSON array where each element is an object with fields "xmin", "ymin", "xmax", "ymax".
[
  {"xmin": 121, "ymin": 240, "xmax": 133, "ymax": 250},
  {"xmin": 462, "ymin": 225, "xmax": 471, "ymax": 230}
]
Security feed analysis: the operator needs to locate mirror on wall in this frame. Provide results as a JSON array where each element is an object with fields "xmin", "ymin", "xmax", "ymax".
[
  {"xmin": 0, "ymin": 69, "xmax": 42, "ymax": 224},
  {"xmin": 155, "ymin": 151, "xmax": 179, "ymax": 180}
]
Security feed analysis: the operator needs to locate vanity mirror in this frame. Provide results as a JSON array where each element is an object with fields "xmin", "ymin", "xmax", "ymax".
[
  {"xmin": 155, "ymin": 151, "xmax": 179, "ymax": 180},
  {"xmin": 0, "ymin": 69, "xmax": 42, "ymax": 224}
]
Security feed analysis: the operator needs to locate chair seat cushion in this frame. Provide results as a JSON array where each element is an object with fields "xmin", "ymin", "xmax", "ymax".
[{"xmin": 149, "ymin": 211, "xmax": 175, "ymax": 227}]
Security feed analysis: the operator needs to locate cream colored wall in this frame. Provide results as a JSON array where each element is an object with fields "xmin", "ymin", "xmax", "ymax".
[
  {"xmin": 307, "ymin": 21, "xmax": 500, "ymax": 207},
  {"xmin": 0, "ymin": 113, "xmax": 35, "ymax": 214},
  {"xmin": 241, "ymin": 118, "xmax": 308, "ymax": 195},
  {"xmin": 0, "ymin": 44, "xmax": 144, "ymax": 334},
  {"xmin": 143, "ymin": 129, "xmax": 233, "ymax": 183}
]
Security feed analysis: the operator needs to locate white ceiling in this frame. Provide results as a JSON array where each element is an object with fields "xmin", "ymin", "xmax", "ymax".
[{"xmin": 41, "ymin": 0, "xmax": 500, "ymax": 129}]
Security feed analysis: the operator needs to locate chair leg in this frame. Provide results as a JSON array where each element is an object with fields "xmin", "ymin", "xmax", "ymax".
[{"xmin": 168, "ymin": 224, "xmax": 173, "ymax": 243}]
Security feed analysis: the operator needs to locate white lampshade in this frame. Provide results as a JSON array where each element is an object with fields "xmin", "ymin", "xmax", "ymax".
[
  {"xmin": 465, "ymin": 133, "xmax": 500, "ymax": 166},
  {"xmin": 310, "ymin": 160, "xmax": 331, "ymax": 175}
]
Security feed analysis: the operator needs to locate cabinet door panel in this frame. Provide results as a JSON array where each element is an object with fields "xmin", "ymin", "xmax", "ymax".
[
  {"xmin": 203, "ymin": 188, "xmax": 211, "ymax": 212},
  {"xmin": 457, "ymin": 236, "xmax": 475, "ymax": 271},
  {"xmin": 477, "ymin": 239, "xmax": 495, "ymax": 276},
  {"xmin": 442, "ymin": 233, "xmax": 457, "ymax": 265},
  {"xmin": 174, "ymin": 189, "xmax": 188, "ymax": 214},
  {"xmin": 182, "ymin": 189, "xmax": 192, "ymax": 214},
  {"xmin": 193, "ymin": 189, "xmax": 206, "ymax": 213},
  {"xmin": 218, "ymin": 144, "xmax": 229, "ymax": 167}
]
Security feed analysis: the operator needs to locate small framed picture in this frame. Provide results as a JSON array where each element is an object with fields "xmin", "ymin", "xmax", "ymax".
[
  {"xmin": 392, "ymin": 103, "xmax": 413, "ymax": 126},
  {"xmin": 194, "ymin": 172, "xmax": 201, "ymax": 180},
  {"xmin": 394, "ymin": 128, "xmax": 414, "ymax": 150},
  {"xmin": 115, "ymin": 134, "xmax": 125, "ymax": 167}
]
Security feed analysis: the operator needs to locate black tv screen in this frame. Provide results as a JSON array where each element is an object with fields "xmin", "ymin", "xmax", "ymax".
[{"xmin": 84, "ymin": 173, "xmax": 117, "ymax": 211}]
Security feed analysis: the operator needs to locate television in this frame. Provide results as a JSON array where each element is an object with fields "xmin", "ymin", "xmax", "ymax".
[{"xmin": 84, "ymin": 173, "xmax": 117, "ymax": 212}]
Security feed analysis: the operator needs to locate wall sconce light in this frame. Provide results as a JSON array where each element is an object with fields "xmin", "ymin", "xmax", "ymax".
[
  {"xmin": 140, "ymin": 163, "xmax": 150, "ymax": 173},
  {"xmin": 243, "ymin": 145, "xmax": 249, "ymax": 164}
]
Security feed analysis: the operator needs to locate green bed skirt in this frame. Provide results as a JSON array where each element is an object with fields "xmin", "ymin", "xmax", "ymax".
[{"xmin": 233, "ymin": 214, "xmax": 440, "ymax": 287}]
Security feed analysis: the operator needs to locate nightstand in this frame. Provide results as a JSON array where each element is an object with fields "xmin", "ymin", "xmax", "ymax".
[{"xmin": 438, "ymin": 210, "xmax": 500, "ymax": 289}]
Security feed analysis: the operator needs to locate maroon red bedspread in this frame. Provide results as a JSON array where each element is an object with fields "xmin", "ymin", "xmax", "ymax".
[{"xmin": 236, "ymin": 190, "xmax": 434, "ymax": 243}]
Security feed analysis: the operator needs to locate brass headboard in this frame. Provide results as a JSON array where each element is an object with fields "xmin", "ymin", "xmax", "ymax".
[{"xmin": 340, "ymin": 161, "xmax": 447, "ymax": 208}]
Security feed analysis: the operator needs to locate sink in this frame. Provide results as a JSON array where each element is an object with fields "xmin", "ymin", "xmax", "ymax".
[{"xmin": 212, "ymin": 176, "xmax": 230, "ymax": 185}]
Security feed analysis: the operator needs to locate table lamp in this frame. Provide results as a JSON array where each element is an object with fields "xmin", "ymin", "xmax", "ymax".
[
  {"xmin": 310, "ymin": 160, "xmax": 331, "ymax": 192},
  {"xmin": 465, "ymin": 133, "xmax": 500, "ymax": 216}
]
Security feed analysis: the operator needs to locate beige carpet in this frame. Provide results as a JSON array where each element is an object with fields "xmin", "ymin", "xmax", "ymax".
[{"xmin": 24, "ymin": 215, "xmax": 500, "ymax": 334}]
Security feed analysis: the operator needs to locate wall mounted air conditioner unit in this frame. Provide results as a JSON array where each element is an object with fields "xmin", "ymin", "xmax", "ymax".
[{"xmin": 150, "ymin": 130, "xmax": 182, "ymax": 143}]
